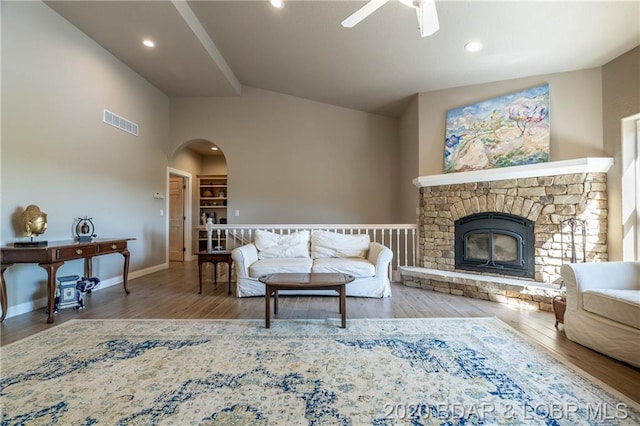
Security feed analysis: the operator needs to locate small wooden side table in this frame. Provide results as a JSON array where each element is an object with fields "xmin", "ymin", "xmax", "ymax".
[
  {"xmin": 553, "ymin": 295, "xmax": 567, "ymax": 327},
  {"xmin": 197, "ymin": 250, "xmax": 233, "ymax": 295}
]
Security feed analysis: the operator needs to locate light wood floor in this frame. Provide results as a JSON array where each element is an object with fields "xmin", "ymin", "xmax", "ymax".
[{"xmin": 2, "ymin": 260, "xmax": 638, "ymax": 404}]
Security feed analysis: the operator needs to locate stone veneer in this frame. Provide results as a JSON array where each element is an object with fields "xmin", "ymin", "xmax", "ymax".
[
  {"xmin": 418, "ymin": 171, "xmax": 608, "ymax": 283},
  {"xmin": 400, "ymin": 158, "xmax": 613, "ymax": 311},
  {"xmin": 400, "ymin": 267, "xmax": 563, "ymax": 312}
]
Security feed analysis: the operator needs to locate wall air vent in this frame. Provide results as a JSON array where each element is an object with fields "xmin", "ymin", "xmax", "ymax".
[{"xmin": 103, "ymin": 109, "xmax": 139, "ymax": 136}]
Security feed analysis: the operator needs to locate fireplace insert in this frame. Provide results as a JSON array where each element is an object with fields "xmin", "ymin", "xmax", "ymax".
[{"xmin": 455, "ymin": 212, "xmax": 534, "ymax": 278}]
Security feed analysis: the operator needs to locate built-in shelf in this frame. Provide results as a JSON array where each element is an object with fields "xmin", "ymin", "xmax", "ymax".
[
  {"xmin": 197, "ymin": 174, "xmax": 227, "ymax": 251},
  {"xmin": 413, "ymin": 157, "xmax": 614, "ymax": 188}
]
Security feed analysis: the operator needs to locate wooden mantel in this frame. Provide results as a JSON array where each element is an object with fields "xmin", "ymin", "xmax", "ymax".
[{"xmin": 413, "ymin": 157, "xmax": 614, "ymax": 188}]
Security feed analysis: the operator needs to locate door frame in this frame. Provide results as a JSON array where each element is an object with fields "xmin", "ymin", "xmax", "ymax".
[
  {"xmin": 168, "ymin": 175, "xmax": 185, "ymax": 261},
  {"xmin": 167, "ymin": 167, "xmax": 193, "ymax": 261}
]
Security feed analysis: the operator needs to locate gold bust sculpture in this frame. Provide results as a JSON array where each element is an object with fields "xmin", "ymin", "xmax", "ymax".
[{"xmin": 22, "ymin": 204, "xmax": 48, "ymax": 237}]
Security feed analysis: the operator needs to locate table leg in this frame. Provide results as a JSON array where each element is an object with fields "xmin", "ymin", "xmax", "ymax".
[
  {"xmin": 198, "ymin": 260, "xmax": 204, "ymax": 294},
  {"xmin": 340, "ymin": 285, "xmax": 346, "ymax": 328},
  {"xmin": 121, "ymin": 249, "xmax": 131, "ymax": 294},
  {"xmin": 83, "ymin": 257, "xmax": 95, "ymax": 294},
  {"xmin": 274, "ymin": 289, "xmax": 279, "ymax": 314},
  {"xmin": 39, "ymin": 262, "xmax": 63, "ymax": 324},
  {"xmin": 265, "ymin": 284, "xmax": 271, "ymax": 328},
  {"xmin": 84, "ymin": 257, "xmax": 93, "ymax": 278},
  {"xmin": 0, "ymin": 264, "xmax": 10, "ymax": 323},
  {"xmin": 213, "ymin": 262, "xmax": 218, "ymax": 288}
]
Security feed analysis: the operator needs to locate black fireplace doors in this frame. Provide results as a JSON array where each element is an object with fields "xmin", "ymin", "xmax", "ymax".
[{"xmin": 455, "ymin": 212, "xmax": 535, "ymax": 278}]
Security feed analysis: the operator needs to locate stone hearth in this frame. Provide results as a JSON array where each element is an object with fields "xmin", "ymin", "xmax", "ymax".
[{"xmin": 401, "ymin": 158, "xmax": 614, "ymax": 311}]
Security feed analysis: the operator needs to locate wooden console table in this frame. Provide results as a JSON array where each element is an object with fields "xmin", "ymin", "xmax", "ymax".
[{"xmin": 0, "ymin": 238, "xmax": 134, "ymax": 324}]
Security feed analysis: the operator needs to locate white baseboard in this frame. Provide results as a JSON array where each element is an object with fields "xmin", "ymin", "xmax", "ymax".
[{"xmin": 4, "ymin": 262, "xmax": 169, "ymax": 320}]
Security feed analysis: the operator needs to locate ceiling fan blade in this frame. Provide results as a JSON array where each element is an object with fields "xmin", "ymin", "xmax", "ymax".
[
  {"xmin": 417, "ymin": 0, "xmax": 439, "ymax": 37},
  {"xmin": 342, "ymin": 0, "xmax": 390, "ymax": 28}
]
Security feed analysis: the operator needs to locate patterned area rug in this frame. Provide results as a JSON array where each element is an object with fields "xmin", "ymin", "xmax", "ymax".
[{"xmin": 2, "ymin": 318, "xmax": 638, "ymax": 425}]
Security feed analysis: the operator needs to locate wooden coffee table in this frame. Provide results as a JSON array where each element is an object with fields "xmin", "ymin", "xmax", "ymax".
[{"xmin": 259, "ymin": 273, "xmax": 355, "ymax": 328}]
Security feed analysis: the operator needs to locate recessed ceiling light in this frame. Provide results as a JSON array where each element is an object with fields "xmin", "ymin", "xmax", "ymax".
[
  {"xmin": 464, "ymin": 41, "xmax": 483, "ymax": 52},
  {"xmin": 211, "ymin": 146, "xmax": 219, "ymax": 151},
  {"xmin": 143, "ymin": 39, "xmax": 155, "ymax": 48},
  {"xmin": 269, "ymin": 0, "xmax": 283, "ymax": 8}
]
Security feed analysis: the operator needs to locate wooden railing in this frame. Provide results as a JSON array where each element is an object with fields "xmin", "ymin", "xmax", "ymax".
[{"xmin": 197, "ymin": 224, "xmax": 419, "ymax": 281}]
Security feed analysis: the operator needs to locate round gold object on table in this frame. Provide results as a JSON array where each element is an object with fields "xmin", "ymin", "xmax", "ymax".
[{"xmin": 21, "ymin": 205, "xmax": 48, "ymax": 237}]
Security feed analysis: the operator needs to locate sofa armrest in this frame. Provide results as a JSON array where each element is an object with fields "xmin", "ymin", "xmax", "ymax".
[
  {"xmin": 367, "ymin": 242, "xmax": 393, "ymax": 276},
  {"xmin": 560, "ymin": 262, "xmax": 640, "ymax": 310},
  {"xmin": 231, "ymin": 244, "xmax": 259, "ymax": 278}
]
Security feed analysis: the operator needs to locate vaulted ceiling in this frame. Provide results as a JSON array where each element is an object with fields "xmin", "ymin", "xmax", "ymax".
[{"xmin": 46, "ymin": 1, "xmax": 639, "ymax": 118}]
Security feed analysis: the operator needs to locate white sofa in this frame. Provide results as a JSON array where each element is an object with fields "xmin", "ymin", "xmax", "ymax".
[
  {"xmin": 560, "ymin": 262, "xmax": 640, "ymax": 367},
  {"xmin": 231, "ymin": 230, "xmax": 393, "ymax": 298}
]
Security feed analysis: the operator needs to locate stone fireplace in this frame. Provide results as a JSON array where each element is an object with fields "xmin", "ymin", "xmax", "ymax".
[{"xmin": 400, "ymin": 158, "xmax": 613, "ymax": 311}]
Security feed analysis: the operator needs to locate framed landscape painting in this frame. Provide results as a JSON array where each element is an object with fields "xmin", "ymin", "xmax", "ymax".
[{"xmin": 444, "ymin": 84, "xmax": 550, "ymax": 173}]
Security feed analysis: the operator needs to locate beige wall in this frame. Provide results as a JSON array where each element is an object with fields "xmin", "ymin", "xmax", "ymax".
[
  {"xmin": 171, "ymin": 147, "xmax": 202, "ymax": 177},
  {"xmin": 1, "ymin": 2, "xmax": 170, "ymax": 314},
  {"xmin": 170, "ymin": 87, "xmax": 400, "ymax": 224},
  {"xmin": 602, "ymin": 46, "xmax": 640, "ymax": 261},
  {"xmin": 201, "ymin": 155, "xmax": 228, "ymax": 176},
  {"xmin": 170, "ymin": 146, "xmax": 228, "ymax": 176},
  {"xmin": 417, "ymin": 68, "xmax": 605, "ymax": 176},
  {"xmin": 398, "ymin": 96, "xmax": 420, "ymax": 223}
]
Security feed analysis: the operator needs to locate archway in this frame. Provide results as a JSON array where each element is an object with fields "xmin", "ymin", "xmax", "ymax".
[{"xmin": 168, "ymin": 139, "xmax": 228, "ymax": 262}]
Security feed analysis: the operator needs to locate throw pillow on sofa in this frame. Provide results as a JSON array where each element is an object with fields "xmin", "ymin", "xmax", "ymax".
[
  {"xmin": 254, "ymin": 229, "xmax": 310, "ymax": 259},
  {"xmin": 311, "ymin": 230, "xmax": 370, "ymax": 259}
]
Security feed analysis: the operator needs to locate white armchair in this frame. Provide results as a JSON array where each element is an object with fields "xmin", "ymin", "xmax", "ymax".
[{"xmin": 560, "ymin": 262, "xmax": 640, "ymax": 367}]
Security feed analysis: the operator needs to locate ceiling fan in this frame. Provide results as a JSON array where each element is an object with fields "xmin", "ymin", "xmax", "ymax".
[{"xmin": 341, "ymin": 0, "xmax": 439, "ymax": 37}]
